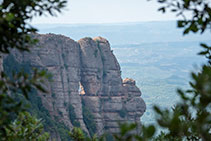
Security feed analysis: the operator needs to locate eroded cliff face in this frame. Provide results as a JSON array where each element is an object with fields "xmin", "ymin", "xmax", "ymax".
[{"xmin": 6, "ymin": 34, "xmax": 146, "ymax": 139}]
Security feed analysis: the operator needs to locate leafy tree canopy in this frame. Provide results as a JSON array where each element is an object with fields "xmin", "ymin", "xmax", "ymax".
[
  {"xmin": 152, "ymin": 0, "xmax": 211, "ymax": 34},
  {"xmin": 0, "ymin": 0, "xmax": 67, "ymax": 140},
  {"xmin": 0, "ymin": 0, "xmax": 67, "ymax": 53},
  {"xmin": 4, "ymin": 112, "xmax": 49, "ymax": 141}
]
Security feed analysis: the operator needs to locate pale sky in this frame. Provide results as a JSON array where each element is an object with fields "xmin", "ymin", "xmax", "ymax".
[{"xmin": 32, "ymin": 0, "xmax": 176, "ymax": 24}]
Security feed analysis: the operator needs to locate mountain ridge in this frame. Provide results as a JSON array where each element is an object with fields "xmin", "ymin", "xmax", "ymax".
[{"xmin": 3, "ymin": 33, "xmax": 146, "ymax": 140}]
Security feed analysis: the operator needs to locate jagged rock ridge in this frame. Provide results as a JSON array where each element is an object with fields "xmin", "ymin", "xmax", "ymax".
[{"xmin": 6, "ymin": 34, "xmax": 146, "ymax": 140}]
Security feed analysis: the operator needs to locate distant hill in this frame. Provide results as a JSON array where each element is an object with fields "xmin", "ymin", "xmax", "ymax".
[{"xmin": 34, "ymin": 21, "xmax": 210, "ymax": 45}]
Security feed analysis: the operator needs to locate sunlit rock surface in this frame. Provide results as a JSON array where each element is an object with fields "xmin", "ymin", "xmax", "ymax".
[{"xmin": 6, "ymin": 34, "xmax": 146, "ymax": 140}]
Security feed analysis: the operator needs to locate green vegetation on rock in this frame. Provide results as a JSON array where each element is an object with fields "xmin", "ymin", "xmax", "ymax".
[
  {"xmin": 68, "ymin": 104, "xmax": 80, "ymax": 127},
  {"xmin": 0, "ymin": 0, "xmax": 67, "ymax": 140},
  {"xmin": 3, "ymin": 54, "xmax": 71, "ymax": 141},
  {"xmin": 82, "ymin": 99, "xmax": 97, "ymax": 137}
]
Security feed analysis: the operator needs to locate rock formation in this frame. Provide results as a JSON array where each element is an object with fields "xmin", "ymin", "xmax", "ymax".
[{"xmin": 4, "ymin": 34, "xmax": 146, "ymax": 140}]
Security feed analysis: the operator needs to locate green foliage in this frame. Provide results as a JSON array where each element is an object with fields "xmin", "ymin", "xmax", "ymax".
[
  {"xmin": 4, "ymin": 112, "xmax": 49, "ymax": 141},
  {"xmin": 56, "ymin": 123, "xmax": 71, "ymax": 141},
  {"xmin": 0, "ymin": 0, "xmax": 67, "ymax": 53},
  {"xmin": 69, "ymin": 104, "xmax": 81, "ymax": 127},
  {"xmin": 69, "ymin": 127, "xmax": 106, "ymax": 141},
  {"xmin": 3, "ymin": 54, "xmax": 31, "ymax": 76},
  {"xmin": 69, "ymin": 127, "xmax": 85, "ymax": 141},
  {"xmin": 113, "ymin": 123, "xmax": 138, "ymax": 141},
  {"xmin": 0, "ymin": 0, "xmax": 67, "ymax": 139},
  {"xmin": 82, "ymin": 100, "xmax": 97, "ymax": 137},
  {"xmin": 27, "ymin": 88, "xmax": 71, "ymax": 140},
  {"xmin": 0, "ymin": 57, "xmax": 50, "ymax": 138},
  {"xmin": 153, "ymin": 0, "xmax": 211, "ymax": 34},
  {"xmin": 152, "ymin": 65, "xmax": 211, "ymax": 140},
  {"xmin": 198, "ymin": 43, "xmax": 211, "ymax": 65},
  {"xmin": 111, "ymin": 123, "xmax": 156, "ymax": 141}
]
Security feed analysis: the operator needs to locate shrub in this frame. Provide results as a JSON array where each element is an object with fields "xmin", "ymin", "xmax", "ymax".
[{"xmin": 82, "ymin": 100, "xmax": 97, "ymax": 136}]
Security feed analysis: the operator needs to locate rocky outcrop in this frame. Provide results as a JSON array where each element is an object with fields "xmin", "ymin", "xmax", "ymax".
[{"xmin": 5, "ymin": 34, "xmax": 146, "ymax": 139}]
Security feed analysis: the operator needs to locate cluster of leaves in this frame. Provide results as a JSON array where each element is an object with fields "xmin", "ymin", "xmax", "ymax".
[
  {"xmin": 0, "ymin": 0, "xmax": 67, "ymax": 140},
  {"xmin": 4, "ymin": 112, "xmax": 49, "ymax": 141},
  {"xmin": 69, "ymin": 127, "xmax": 86, "ymax": 141},
  {"xmin": 199, "ymin": 43, "xmax": 211, "ymax": 65},
  {"xmin": 69, "ymin": 127, "xmax": 104, "ymax": 141},
  {"xmin": 26, "ymin": 85, "xmax": 71, "ymax": 140},
  {"xmin": 3, "ymin": 56, "xmax": 71, "ymax": 140},
  {"xmin": 0, "ymin": 64, "xmax": 50, "ymax": 137},
  {"xmin": 82, "ymin": 100, "xmax": 97, "ymax": 137},
  {"xmin": 142, "ymin": 0, "xmax": 211, "ymax": 140},
  {"xmin": 68, "ymin": 123, "xmax": 156, "ymax": 141},
  {"xmin": 153, "ymin": 0, "xmax": 211, "ymax": 34},
  {"xmin": 0, "ymin": 0, "xmax": 67, "ymax": 53},
  {"xmin": 153, "ymin": 65, "xmax": 211, "ymax": 140}
]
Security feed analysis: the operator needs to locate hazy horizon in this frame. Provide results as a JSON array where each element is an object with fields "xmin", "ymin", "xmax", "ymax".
[
  {"xmin": 34, "ymin": 19, "xmax": 177, "ymax": 24},
  {"xmin": 34, "ymin": 21, "xmax": 211, "ymax": 46}
]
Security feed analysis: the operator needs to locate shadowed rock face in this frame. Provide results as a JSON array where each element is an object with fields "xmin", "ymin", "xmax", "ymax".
[{"xmin": 6, "ymin": 34, "xmax": 146, "ymax": 139}]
